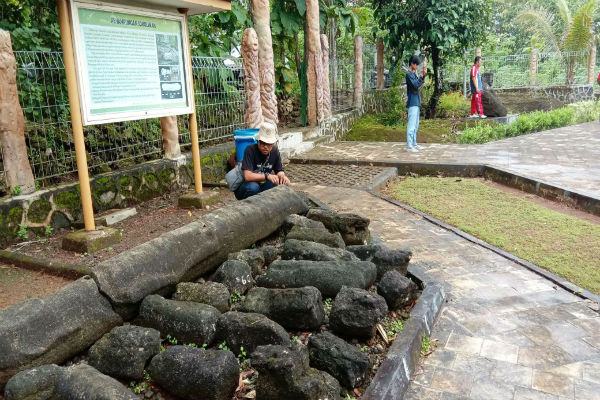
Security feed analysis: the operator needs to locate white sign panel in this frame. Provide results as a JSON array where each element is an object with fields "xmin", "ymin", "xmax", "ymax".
[{"xmin": 71, "ymin": 1, "xmax": 194, "ymax": 125}]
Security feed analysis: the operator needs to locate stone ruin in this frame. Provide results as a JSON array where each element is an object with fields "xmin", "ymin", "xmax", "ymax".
[
  {"xmin": 481, "ymin": 72, "xmax": 508, "ymax": 118},
  {"xmin": 0, "ymin": 186, "xmax": 419, "ymax": 399}
]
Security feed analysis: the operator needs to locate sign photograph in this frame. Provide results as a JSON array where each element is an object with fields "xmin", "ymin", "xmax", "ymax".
[{"xmin": 71, "ymin": 1, "xmax": 194, "ymax": 125}]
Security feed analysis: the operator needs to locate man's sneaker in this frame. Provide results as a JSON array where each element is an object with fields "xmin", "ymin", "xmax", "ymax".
[
  {"xmin": 414, "ymin": 144, "xmax": 424, "ymax": 150},
  {"xmin": 480, "ymin": 115, "xmax": 487, "ymax": 119},
  {"xmin": 470, "ymin": 114, "xmax": 479, "ymax": 118},
  {"xmin": 407, "ymin": 147, "xmax": 419, "ymax": 153}
]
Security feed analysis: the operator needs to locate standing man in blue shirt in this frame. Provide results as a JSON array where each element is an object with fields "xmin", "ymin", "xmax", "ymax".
[{"xmin": 405, "ymin": 55, "xmax": 427, "ymax": 153}]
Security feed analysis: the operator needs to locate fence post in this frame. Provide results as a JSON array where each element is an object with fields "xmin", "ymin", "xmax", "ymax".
[
  {"xmin": 160, "ymin": 116, "xmax": 181, "ymax": 159},
  {"xmin": 376, "ymin": 39, "xmax": 384, "ymax": 89},
  {"xmin": 252, "ymin": 0, "xmax": 278, "ymax": 127},
  {"xmin": 530, "ymin": 47, "xmax": 538, "ymax": 86},
  {"xmin": 0, "ymin": 29, "xmax": 36, "ymax": 195},
  {"xmin": 463, "ymin": 66, "xmax": 468, "ymax": 98},
  {"xmin": 242, "ymin": 28, "xmax": 263, "ymax": 129},
  {"xmin": 57, "ymin": 0, "xmax": 95, "ymax": 231},
  {"xmin": 306, "ymin": 0, "xmax": 323, "ymax": 126},
  {"xmin": 354, "ymin": 35, "xmax": 363, "ymax": 109}
]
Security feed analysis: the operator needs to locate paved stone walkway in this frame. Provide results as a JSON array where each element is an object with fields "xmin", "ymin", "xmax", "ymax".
[
  {"xmin": 295, "ymin": 122, "xmax": 600, "ymax": 198},
  {"xmin": 294, "ymin": 183, "xmax": 600, "ymax": 400}
]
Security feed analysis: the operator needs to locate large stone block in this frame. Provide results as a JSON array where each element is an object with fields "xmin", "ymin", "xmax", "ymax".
[
  {"xmin": 0, "ymin": 277, "xmax": 122, "ymax": 388},
  {"xmin": 282, "ymin": 239, "xmax": 358, "ymax": 262},
  {"xmin": 91, "ymin": 186, "xmax": 308, "ymax": 318},
  {"xmin": 306, "ymin": 208, "xmax": 370, "ymax": 245},
  {"xmin": 329, "ymin": 287, "xmax": 388, "ymax": 339},
  {"xmin": 255, "ymin": 260, "xmax": 376, "ymax": 298},
  {"xmin": 54, "ymin": 364, "xmax": 137, "ymax": 400},
  {"xmin": 238, "ymin": 286, "xmax": 325, "ymax": 330},
  {"xmin": 215, "ymin": 312, "xmax": 290, "ymax": 354}
]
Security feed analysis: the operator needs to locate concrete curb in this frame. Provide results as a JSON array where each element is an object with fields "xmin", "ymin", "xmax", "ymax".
[
  {"xmin": 0, "ymin": 249, "xmax": 91, "ymax": 278},
  {"xmin": 288, "ymin": 158, "xmax": 600, "ymax": 217},
  {"xmin": 363, "ymin": 278, "xmax": 446, "ymax": 399},
  {"xmin": 368, "ymin": 189, "xmax": 600, "ymax": 308}
]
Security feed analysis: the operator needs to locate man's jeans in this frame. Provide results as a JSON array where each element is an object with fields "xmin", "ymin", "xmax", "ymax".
[
  {"xmin": 407, "ymin": 106, "xmax": 420, "ymax": 148},
  {"xmin": 234, "ymin": 180, "xmax": 276, "ymax": 200}
]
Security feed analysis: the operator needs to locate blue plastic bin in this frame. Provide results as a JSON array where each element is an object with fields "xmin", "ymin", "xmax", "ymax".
[{"xmin": 234, "ymin": 128, "xmax": 259, "ymax": 162}]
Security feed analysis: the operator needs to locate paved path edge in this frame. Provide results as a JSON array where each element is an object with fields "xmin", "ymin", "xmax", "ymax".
[
  {"xmin": 0, "ymin": 249, "xmax": 91, "ymax": 279},
  {"xmin": 367, "ymin": 189, "xmax": 600, "ymax": 308},
  {"xmin": 363, "ymin": 281, "xmax": 446, "ymax": 400}
]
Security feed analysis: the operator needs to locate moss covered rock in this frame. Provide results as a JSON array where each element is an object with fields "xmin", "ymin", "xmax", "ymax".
[{"xmin": 28, "ymin": 199, "xmax": 52, "ymax": 223}]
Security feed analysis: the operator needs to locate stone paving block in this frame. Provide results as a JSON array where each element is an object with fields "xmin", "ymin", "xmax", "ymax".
[
  {"xmin": 568, "ymin": 318, "xmax": 600, "ymax": 335},
  {"xmin": 412, "ymin": 368, "xmax": 435, "ymax": 387},
  {"xmin": 546, "ymin": 322, "xmax": 587, "ymax": 344},
  {"xmin": 486, "ymin": 329, "xmax": 536, "ymax": 348},
  {"xmin": 521, "ymin": 325, "xmax": 555, "ymax": 346},
  {"xmin": 424, "ymin": 349, "xmax": 456, "ymax": 369},
  {"xmin": 403, "ymin": 386, "xmax": 441, "ymax": 400},
  {"xmin": 556, "ymin": 338, "xmax": 600, "ymax": 363},
  {"xmin": 573, "ymin": 379, "xmax": 600, "ymax": 400},
  {"xmin": 451, "ymin": 353, "xmax": 497, "ymax": 382},
  {"xmin": 429, "ymin": 367, "xmax": 473, "ymax": 396},
  {"xmin": 547, "ymin": 362, "xmax": 584, "ymax": 380},
  {"xmin": 439, "ymin": 393, "xmax": 470, "ymax": 400},
  {"xmin": 444, "ymin": 332, "xmax": 483, "ymax": 355},
  {"xmin": 491, "ymin": 360, "xmax": 533, "ymax": 387},
  {"xmin": 514, "ymin": 386, "xmax": 561, "ymax": 400},
  {"xmin": 480, "ymin": 339, "xmax": 519, "ymax": 364},
  {"xmin": 582, "ymin": 361, "xmax": 600, "ymax": 384},
  {"xmin": 469, "ymin": 377, "xmax": 516, "ymax": 400},
  {"xmin": 532, "ymin": 371, "xmax": 574, "ymax": 397},
  {"xmin": 558, "ymin": 302, "xmax": 600, "ymax": 320},
  {"xmin": 518, "ymin": 345, "xmax": 573, "ymax": 370},
  {"xmin": 582, "ymin": 335, "xmax": 600, "ymax": 350}
]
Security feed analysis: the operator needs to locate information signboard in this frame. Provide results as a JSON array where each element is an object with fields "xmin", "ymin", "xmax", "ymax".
[{"xmin": 71, "ymin": 1, "xmax": 194, "ymax": 125}]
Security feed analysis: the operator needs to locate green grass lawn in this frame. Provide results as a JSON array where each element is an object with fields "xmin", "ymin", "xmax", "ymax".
[
  {"xmin": 389, "ymin": 177, "xmax": 600, "ymax": 295},
  {"xmin": 346, "ymin": 114, "xmax": 497, "ymax": 144}
]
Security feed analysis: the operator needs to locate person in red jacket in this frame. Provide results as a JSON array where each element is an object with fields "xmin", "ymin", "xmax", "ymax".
[{"xmin": 470, "ymin": 56, "xmax": 486, "ymax": 118}]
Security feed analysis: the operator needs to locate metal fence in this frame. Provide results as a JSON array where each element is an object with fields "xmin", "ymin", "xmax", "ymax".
[
  {"xmin": 14, "ymin": 51, "xmax": 245, "ymax": 181},
  {"xmin": 443, "ymin": 50, "xmax": 593, "ymax": 90},
  {"xmin": 330, "ymin": 59, "xmax": 355, "ymax": 113}
]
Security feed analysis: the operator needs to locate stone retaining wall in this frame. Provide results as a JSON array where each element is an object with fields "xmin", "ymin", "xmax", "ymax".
[
  {"xmin": 497, "ymin": 84, "xmax": 594, "ymax": 103},
  {"xmin": 0, "ymin": 143, "xmax": 234, "ymax": 237}
]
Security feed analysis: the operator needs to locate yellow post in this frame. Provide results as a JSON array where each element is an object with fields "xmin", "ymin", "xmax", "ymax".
[
  {"xmin": 57, "ymin": 0, "xmax": 96, "ymax": 231},
  {"xmin": 181, "ymin": 9, "xmax": 203, "ymax": 194}
]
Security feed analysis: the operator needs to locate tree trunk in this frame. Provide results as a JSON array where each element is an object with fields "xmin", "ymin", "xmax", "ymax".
[
  {"xmin": 242, "ymin": 28, "xmax": 263, "ymax": 129},
  {"xmin": 376, "ymin": 39, "xmax": 384, "ymax": 89},
  {"xmin": 426, "ymin": 46, "xmax": 443, "ymax": 118},
  {"xmin": 329, "ymin": 18, "xmax": 338, "ymax": 92},
  {"xmin": 354, "ymin": 36, "xmax": 363, "ymax": 109},
  {"xmin": 160, "ymin": 116, "xmax": 181, "ymax": 159},
  {"xmin": 251, "ymin": 0, "xmax": 278, "ymax": 127},
  {"xmin": 0, "ymin": 30, "xmax": 35, "ymax": 194},
  {"xmin": 588, "ymin": 43, "xmax": 596, "ymax": 84},
  {"xmin": 306, "ymin": 0, "xmax": 323, "ymax": 126}
]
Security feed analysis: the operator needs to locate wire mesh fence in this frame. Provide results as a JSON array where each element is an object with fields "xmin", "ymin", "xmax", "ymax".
[
  {"xmin": 363, "ymin": 44, "xmax": 377, "ymax": 91},
  {"xmin": 330, "ymin": 59, "xmax": 355, "ymax": 113},
  {"xmin": 13, "ymin": 51, "xmax": 245, "ymax": 181},
  {"xmin": 443, "ymin": 50, "xmax": 594, "ymax": 90}
]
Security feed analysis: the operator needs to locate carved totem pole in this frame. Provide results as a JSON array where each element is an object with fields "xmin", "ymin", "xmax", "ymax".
[
  {"xmin": 252, "ymin": 0, "xmax": 278, "ymax": 127},
  {"xmin": 160, "ymin": 116, "xmax": 181, "ymax": 159},
  {"xmin": 242, "ymin": 28, "xmax": 263, "ymax": 129},
  {"xmin": 0, "ymin": 30, "xmax": 35, "ymax": 194},
  {"xmin": 354, "ymin": 35, "xmax": 363, "ymax": 109},
  {"xmin": 306, "ymin": 0, "xmax": 324, "ymax": 125},
  {"xmin": 320, "ymin": 34, "xmax": 332, "ymax": 119}
]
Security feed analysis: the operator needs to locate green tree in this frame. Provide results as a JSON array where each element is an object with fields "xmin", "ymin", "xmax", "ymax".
[
  {"xmin": 515, "ymin": 0, "xmax": 596, "ymax": 83},
  {"xmin": 372, "ymin": 0, "xmax": 491, "ymax": 117},
  {"xmin": 0, "ymin": 0, "xmax": 61, "ymax": 51}
]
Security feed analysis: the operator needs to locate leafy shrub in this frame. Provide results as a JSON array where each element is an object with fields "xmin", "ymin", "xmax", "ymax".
[
  {"xmin": 438, "ymin": 92, "xmax": 470, "ymax": 119},
  {"xmin": 380, "ymin": 86, "xmax": 407, "ymax": 126},
  {"xmin": 458, "ymin": 102, "xmax": 591, "ymax": 144}
]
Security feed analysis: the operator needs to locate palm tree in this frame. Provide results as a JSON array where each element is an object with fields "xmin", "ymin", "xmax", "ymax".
[{"xmin": 516, "ymin": 0, "xmax": 596, "ymax": 84}]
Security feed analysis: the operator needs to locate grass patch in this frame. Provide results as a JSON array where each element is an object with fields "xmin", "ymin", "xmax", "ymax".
[
  {"xmin": 389, "ymin": 177, "xmax": 600, "ymax": 295},
  {"xmin": 346, "ymin": 114, "xmax": 497, "ymax": 144}
]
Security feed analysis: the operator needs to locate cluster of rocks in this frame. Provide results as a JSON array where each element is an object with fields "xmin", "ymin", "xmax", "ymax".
[{"xmin": 1, "ymin": 190, "xmax": 420, "ymax": 400}]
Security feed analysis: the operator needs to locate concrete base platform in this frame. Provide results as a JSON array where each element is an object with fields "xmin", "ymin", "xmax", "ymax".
[
  {"xmin": 178, "ymin": 190, "xmax": 221, "ymax": 209},
  {"xmin": 62, "ymin": 227, "xmax": 121, "ymax": 254}
]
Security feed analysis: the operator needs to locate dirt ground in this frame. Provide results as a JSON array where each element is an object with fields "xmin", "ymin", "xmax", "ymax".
[{"xmin": 0, "ymin": 187, "xmax": 235, "ymax": 310}]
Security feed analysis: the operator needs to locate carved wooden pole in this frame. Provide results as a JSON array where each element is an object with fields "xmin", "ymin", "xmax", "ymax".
[
  {"xmin": 376, "ymin": 39, "xmax": 384, "ymax": 89},
  {"xmin": 320, "ymin": 34, "xmax": 331, "ymax": 119},
  {"xmin": 476, "ymin": 46, "xmax": 482, "ymax": 58},
  {"xmin": 306, "ymin": 0, "xmax": 323, "ymax": 126},
  {"xmin": 588, "ymin": 43, "xmax": 596, "ymax": 84},
  {"xmin": 242, "ymin": 28, "xmax": 263, "ymax": 129},
  {"xmin": 160, "ymin": 116, "xmax": 181, "ymax": 159},
  {"xmin": 354, "ymin": 35, "xmax": 363, "ymax": 109},
  {"xmin": 251, "ymin": 0, "xmax": 278, "ymax": 127},
  {"xmin": 0, "ymin": 30, "xmax": 36, "ymax": 194},
  {"xmin": 530, "ymin": 47, "xmax": 538, "ymax": 86}
]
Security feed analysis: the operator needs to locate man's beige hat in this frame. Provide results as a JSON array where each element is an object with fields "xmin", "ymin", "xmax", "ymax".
[{"xmin": 257, "ymin": 122, "xmax": 278, "ymax": 144}]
